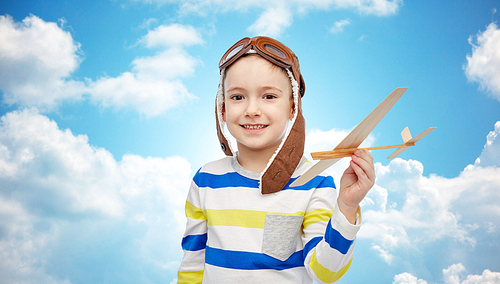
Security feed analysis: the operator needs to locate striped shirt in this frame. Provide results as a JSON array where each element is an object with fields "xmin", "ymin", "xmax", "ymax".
[{"xmin": 178, "ymin": 156, "xmax": 361, "ymax": 284}]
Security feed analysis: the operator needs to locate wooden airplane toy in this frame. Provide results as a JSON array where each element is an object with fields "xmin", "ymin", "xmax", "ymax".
[{"xmin": 290, "ymin": 87, "xmax": 436, "ymax": 187}]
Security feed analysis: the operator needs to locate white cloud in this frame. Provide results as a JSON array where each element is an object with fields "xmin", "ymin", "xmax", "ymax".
[
  {"xmin": 361, "ymin": 156, "xmax": 500, "ymax": 254},
  {"xmin": 130, "ymin": 0, "xmax": 402, "ymax": 37},
  {"xmin": 0, "ymin": 15, "xmax": 85, "ymax": 110},
  {"xmin": 88, "ymin": 47, "xmax": 198, "ymax": 117},
  {"xmin": 139, "ymin": 23, "xmax": 203, "ymax": 48},
  {"xmin": 0, "ymin": 109, "xmax": 192, "ymax": 282},
  {"xmin": 0, "ymin": 15, "xmax": 201, "ymax": 117},
  {"xmin": 461, "ymin": 269, "xmax": 500, "ymax": 284},
  {"xmin": 372, "ymin": 244, "xmax": 394, "ymax": 264},
  {"xmin": 247, "ymin": 6, "xmax": 293, "ymax": 38},
  {"xmin": 465, "ymin": 22, "xmax": 500, "ymax": 101},
  {"xmin": 348, "ymin": 0, "xmax": 402, "ymax": 16},
  {"xmin": 0, "ymin": 108, "xmax": 124, "ymax": 217},
  {"xmin": 474, "ymin": 121, "xmax": 500, "ymax": 167},
  {"xmin": 86, "ymin": 23, "xmax": 202, "ymax": 117},
  {"xmin": 396, "ymin": 263, "xmax": 500, "ymax": 284},
  {"xmin": 443, "ymin": 263, "xmax": 466, "ymax": 284},
  {"xmin": 393, "ymin": 272, "xmax": 428, "ymax": 284},
  {"xmin": 132, "ymin": 48, "xmax": 199, "ymax": 80},
  {"xmin": 330, "ymin": 18, "xmax": 351, "ymax": 33},
  {"xmin": 138, "ymin": 17, "xmax": 159, "ymax": 29}
]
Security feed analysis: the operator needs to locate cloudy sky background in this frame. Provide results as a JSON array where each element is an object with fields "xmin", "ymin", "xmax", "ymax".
[{"xmin": 1, "ymin": 0, "xmax": 500, "ymax": 283}]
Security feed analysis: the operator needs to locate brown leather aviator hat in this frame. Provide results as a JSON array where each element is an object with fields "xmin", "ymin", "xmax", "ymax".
[{"xmin": 215, "ymin": 36, "xmax": 306, "ymax": 194}]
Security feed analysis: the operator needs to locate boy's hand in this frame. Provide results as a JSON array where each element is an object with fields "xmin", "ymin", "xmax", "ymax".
[{"xmin": 338, "ymin": 150, "xmax": 375, "ymax": 224}]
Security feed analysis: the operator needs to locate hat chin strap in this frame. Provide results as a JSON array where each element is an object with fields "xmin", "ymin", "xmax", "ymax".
[
  {"xmin": 260, "ymin": 107, "xmax": 305, "ymax": 194},
  {"xmin": 215, "ymin": 68, "xmax": 305, "ymax": 194},
  {"xmin": 259, "ymin": 68, "xmax": 304, "ymax": 194}
]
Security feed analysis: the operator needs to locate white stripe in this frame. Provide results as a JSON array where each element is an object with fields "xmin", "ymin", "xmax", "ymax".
[
  {"xmin": 314, "ymin": 239, "xmax": 356, "ymax": 272},
  {"xmin": 182, "ymin": 220, "xmax": 207, "ymax": 236},
  {"xmin": 203, "ymin": 264, "xmax": 313, "ymax": 284},
  {"xmin": 178, "ymin": 249, "xmax": 206, "ymax": 271},
  {"xmin": 207, "ymin": 226, "xmax": 264, "ymax": 252},
  {"xmin": 198, "ymin": 156, "xmax": 234, "ymax": 174},
  {"xmin": 199, "ymin": 185, "xmax": 314, "ymax": 212}
]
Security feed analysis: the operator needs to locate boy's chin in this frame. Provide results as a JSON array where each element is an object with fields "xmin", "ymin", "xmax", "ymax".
[{"xmin": 235, "ymin": 140, "xmax": 283, "ymax": 153}]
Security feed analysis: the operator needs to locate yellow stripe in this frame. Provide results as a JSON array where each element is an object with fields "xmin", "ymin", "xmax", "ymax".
[
  {"xmin": 303, "ymin": 208, "xmax": 333, "ymax": 229},
  {"xmin": 309, "ymin": 250, "xmax": 352, "ymax": 283},
  {"xmin": 357, "ymin": 206, "xmax": 362, "ymax": 225},
  {"xmin": 205, "ymin": 209, "xmax": 304, "ymax": 229},
  {"xmin": 177, "ymin": 270, "xmax": 204, "ymax": 284},
  {"xmin": 185, "ymin": 201, "xmax": 206, "ymax": 220}
]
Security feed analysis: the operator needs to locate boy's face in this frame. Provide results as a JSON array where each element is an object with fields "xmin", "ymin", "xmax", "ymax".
[{"xmin": 223, "ymin": 55, "xmax": 294, "ymax": 155}]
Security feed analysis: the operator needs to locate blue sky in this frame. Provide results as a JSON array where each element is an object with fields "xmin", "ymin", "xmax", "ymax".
[{"xmin": 1, "ymin": 0, "xmax": 500, "ymax": 283}]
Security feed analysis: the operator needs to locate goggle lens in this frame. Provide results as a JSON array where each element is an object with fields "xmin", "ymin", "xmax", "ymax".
[
  {"xmin": 263, "ymin": 43, "xmax": 287, "ymax": 60},
  {"xmin": 223, "ymin": 44, "xmax": 245, "ymax": 65}
]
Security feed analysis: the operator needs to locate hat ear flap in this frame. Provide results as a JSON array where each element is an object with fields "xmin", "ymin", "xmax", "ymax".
[
  {"xmin": 216, "ymin": 98, "xmax": 233, "ymax": 156},
  {"xmin": 216, "ymin": 70, "xmax": 234, "ymax": 156},
  {"xmin": 260, "ymin": 108, "xmax": 305, "ymax": 194}
]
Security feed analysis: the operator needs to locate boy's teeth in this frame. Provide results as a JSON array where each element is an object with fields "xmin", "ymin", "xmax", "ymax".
[{"xmin": 244, "ymin": 125, "xmax": 266, "ymax": 129}]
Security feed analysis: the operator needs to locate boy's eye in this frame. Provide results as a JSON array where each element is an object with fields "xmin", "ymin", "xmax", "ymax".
[
  {"xmin": 230, "ymin": 95, "xmax": 243, "ymax": 100},
  {"xmin": 264, "ymin": 94, "xmax": 277, "ymax": 100}
]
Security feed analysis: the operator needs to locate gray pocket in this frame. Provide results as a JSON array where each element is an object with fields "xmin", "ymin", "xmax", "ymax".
[{"xmin": 261, "ymin": 214, "xmax": 304, "ymax": 261}]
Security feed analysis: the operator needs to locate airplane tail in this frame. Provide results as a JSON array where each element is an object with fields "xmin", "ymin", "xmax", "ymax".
[{"xmin": 387, "ymin": 126, "xmax": 437, "ymax": 159}]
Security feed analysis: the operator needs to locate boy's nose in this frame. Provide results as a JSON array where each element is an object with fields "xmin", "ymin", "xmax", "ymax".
[{"xmin": 245, "ymin": 100, "xmax": 262, "ymax": 117}]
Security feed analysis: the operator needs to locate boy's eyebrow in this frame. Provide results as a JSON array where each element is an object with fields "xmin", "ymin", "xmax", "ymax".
[
  {"xmin": 226, "ymin": 86, "xmax": 284, "ymax": 94},
  {"xmin": 226, "ymin": 86, "xmax": 246, "ymax": 93},
  {"xmin": 261, "ymin": 86, "xmax": 284, "ymax": 94}
]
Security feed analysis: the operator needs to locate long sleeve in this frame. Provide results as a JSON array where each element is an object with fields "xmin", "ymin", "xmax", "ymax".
[
  {"xmin": 301, "ymin": 175, "xmax": 361, "ymax": 284},
  {"xmin": 177, "ymin": 178, "xmax": 207, "ymax": 284}
]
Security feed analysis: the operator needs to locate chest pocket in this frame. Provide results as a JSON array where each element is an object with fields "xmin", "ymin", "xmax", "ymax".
[{"xmin": 261, "ymin": 214, "xmax": 304, "ymax": 261}]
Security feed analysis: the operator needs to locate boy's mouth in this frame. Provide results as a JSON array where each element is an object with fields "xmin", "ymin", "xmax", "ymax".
[{"xmin": 241, "ymin": 124, "xmax": 268, "ymax": 130}]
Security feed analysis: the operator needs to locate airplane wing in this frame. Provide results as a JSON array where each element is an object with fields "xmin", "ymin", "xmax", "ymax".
[{"xmin": 290, "ymin": 87, "xmax": 409, "ymax": 187}]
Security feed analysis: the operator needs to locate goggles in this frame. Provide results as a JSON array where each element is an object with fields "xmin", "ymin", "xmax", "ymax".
[{"xmin": 219, "ymin": 36, "xmax": 305, "ymax": 97}]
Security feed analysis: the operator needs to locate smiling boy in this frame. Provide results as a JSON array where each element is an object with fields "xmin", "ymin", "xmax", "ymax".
[{"xmin": 177, "ymin": 37, "xmax": 375, "ymax": 283}]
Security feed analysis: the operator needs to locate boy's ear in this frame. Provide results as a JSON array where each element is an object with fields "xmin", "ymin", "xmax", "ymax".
[{"xmin": 289, "ymin": 102, "xmax": 295, "ymax": 121}]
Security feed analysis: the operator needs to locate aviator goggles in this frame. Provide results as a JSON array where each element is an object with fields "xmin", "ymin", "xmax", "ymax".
[{"xmin": 219, "ymin": 36, "xmax": 305, "ymax": 97}]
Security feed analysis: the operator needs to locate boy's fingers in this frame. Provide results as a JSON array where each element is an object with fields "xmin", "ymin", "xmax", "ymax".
[
  {"xmin": 351, "ymin": 160, "xmax": 373, "ymax": 186},
  {"xmin": 354, "ymin": 149, "xmax": 374, "ymax": 164},
  {"xmin": 351, "ymin": 152, "xmax": 375, "ymax": 184},
  {"xmin": 352, "ymin": 152, "xmax": 374, "ymax": 174},
  {"xmin": 349, "ymin": 159, "xmax": 367, "ymax": 181}
]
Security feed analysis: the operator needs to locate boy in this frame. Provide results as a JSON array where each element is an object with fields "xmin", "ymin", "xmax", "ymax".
[{"xmin": 177, "ymin": 36, "xmax": 375, "ymax": 283}]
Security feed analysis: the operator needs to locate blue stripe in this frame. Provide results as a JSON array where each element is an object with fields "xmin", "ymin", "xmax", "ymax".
[
  {"xmin": 284, "ymin": 175, "xmax": 336, "ymax": 191},
  {"xmin": 324, "ymin": 219, "xmax": 354, "ymax": 254},
  {"xmin": 303, "ymin": 236, "xmax": 323, "ymax": 259},
  {"xmin": 205, "ymin": 246, "xmax": 304, "ymax": 270},
  {"xmin": 194, "ymin": 170, "xmax": 336, "ymax": 191},
  {"xmin": 181, "ymin": 233, "xmax": 207, "ymax": 251},
  {"xmin": 194, "ymin": 171, "xmax": 259, "ymax": 189}
]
